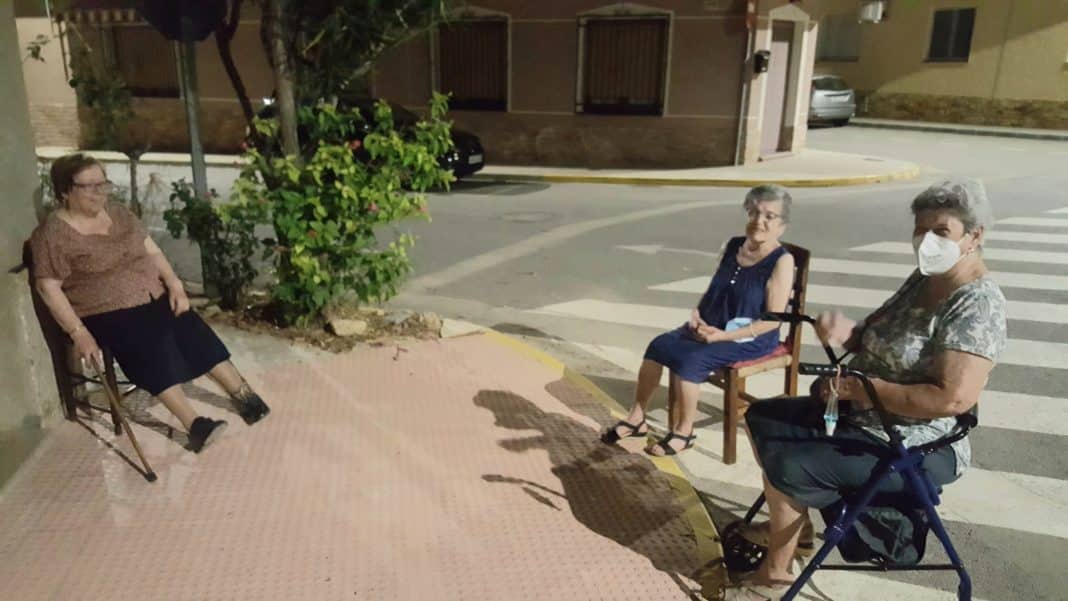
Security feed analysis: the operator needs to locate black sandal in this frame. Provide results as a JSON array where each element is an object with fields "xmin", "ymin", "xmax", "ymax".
[
  {"xmin": 600, "ymin": 418, "xmax": 648, "ymax": 445},
  {"xmin": 648, "ymin": 431, "xmax": 696, "ymax": 456}
]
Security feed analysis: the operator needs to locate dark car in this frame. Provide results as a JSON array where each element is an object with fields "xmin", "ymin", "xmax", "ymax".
[{"xmin": 253, "ymin": 97, "xmax": 485, "ymax": 180}]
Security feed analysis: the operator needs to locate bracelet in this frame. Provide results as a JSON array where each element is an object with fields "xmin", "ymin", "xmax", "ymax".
[{"xmin": 68, "ymin": 324, "xmax": 85, "ymax": 337}]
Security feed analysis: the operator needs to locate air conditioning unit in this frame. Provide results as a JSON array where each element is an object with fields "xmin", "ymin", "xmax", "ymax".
[{"xmin": 858, "ymin": 0, "xmax": 887, "ymax": 23}]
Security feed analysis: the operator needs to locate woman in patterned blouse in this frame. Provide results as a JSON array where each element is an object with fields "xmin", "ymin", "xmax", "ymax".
[{"xmin": 31, "ymin": 154, "xmax": 270, "ymax": 453}]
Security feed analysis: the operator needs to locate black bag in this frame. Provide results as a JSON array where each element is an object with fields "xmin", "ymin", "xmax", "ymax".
[{"xmin": 821, "ymin": 494, "xmax": 932, "ymax": 566}]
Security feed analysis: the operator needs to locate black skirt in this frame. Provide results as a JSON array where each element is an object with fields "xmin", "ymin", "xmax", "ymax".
[{"xmin": 82, "ymin": 294, "xmax": 231, "ymax": 396}]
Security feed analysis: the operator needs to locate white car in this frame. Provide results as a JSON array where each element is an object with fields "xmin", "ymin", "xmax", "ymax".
[{"xmin": 809, "ymin": 74, "xmax": 856, "ymax": 126}]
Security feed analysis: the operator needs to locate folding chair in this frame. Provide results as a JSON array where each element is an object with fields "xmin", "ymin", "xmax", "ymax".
[
  {"xmin": 19, "ymin": 241, "xmax": 157, "ymax": 482},
  {"xmin": 707, "ymin": 242, "xmax": 810, "ymax": 464},
  {"xmin": 722, "ymin": 313, "xmax": 976, "ymax": 600}
]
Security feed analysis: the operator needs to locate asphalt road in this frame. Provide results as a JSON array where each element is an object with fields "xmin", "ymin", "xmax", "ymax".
[{"xmin": 390, "ymin": 126, "xmax": 1068, "ymax": 601}]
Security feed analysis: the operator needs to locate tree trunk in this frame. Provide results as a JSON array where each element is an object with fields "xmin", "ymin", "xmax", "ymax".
[
  {"xmin": 266, "ymin": 0, "xmax": 300, "ymax": 159},
  {"xmin": 214, "ymin": 0, "xmax": 254, "ymax": 128}
]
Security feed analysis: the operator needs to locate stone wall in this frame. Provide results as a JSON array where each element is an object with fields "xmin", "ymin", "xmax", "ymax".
[
  {"xmin": 76, "ymin": 98, "xmax": 250, "ymax": 154},
  {"xmin": 448, "ymin": 112, "xmax": 739, "ymax": 168},
  {"xmin": 27, "ymin": 103, "xmax": 81, "ymax": 147},
  {"xmin": 855, "ymin": 92, "xmax": 1068, "ymax": 130}
]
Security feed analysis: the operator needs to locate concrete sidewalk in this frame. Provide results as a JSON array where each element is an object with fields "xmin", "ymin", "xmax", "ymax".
[
  {"xmin": 470, "ymin": 148, "xmax": 920, "ymax": 188},
  {"xmin": 849, "ymin": 117, "xmax": 1068, "ymax": 141},
  {"xmin": 0, "ymin": 322, "xmax": 722, "ymax": 601}
]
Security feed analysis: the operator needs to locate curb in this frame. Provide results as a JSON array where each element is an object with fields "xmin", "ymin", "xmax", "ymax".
[
  {"xmin": 474, "ymin": 325, "xmax": 727, "ymax": 600},
  {"xmin": 469, "ymin": 165, "xmax": 920, "ymax": 188},
  {"xmin": 849, "ymin": 120, "xmax": 1068, "ymax": 142}
]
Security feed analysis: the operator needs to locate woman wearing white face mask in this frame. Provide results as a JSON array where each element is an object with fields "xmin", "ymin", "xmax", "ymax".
[{"xmin": 725, "ymin": 179, "xmax": 1007, "ymax": 600}]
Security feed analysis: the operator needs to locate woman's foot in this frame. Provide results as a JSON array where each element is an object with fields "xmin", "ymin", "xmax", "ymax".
[
  {"xmin": 188, "ymin": 417, "xmax": 228, "ymax": 453},
  {"xmin": 724, "ymin": 576, "xmax": 792, "ymax": 601},
  {"xmin": 231, "ymin": 383, "xmax": 271, "ymax": 425},
  {"xmin": 600, "ymin": 417, "xmax": 649, "ymax": 445},
  {"xmin": 645, "ymin": 430, "xmax": 696, "ymax": 456},
  {"xmin": 737, "ymin": 515, "xmax": 816, "ymax": 557}
]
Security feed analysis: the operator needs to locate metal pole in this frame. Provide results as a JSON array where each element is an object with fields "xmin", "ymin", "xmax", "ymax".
[{"xmin": 177, "ymin": 17, "xmax": 208, "ymax": 200}]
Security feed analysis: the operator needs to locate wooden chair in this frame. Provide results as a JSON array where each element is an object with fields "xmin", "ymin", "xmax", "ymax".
[
  {"xmin": 18, "ymin": 241, "xmax": 156, "ymax": 481},
  {"xmin": 708, "ymin": 242, "xmax": 810, "ymax": 465}
]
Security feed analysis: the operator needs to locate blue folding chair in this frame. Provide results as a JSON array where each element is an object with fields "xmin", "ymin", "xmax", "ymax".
[{"xmin": 721, "ymin": 312, "xmax": 976, "ymax": 600}]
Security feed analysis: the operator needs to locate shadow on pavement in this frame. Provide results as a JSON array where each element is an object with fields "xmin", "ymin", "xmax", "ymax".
[{"xmin": 475, "ymin": 387, "xmax": 702, "ymax": 597}]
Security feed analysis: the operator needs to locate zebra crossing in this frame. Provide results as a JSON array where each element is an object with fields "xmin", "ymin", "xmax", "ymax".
[{"xmin": 525, "ymin": 206, "xmax": 1068, "ymax": 600}]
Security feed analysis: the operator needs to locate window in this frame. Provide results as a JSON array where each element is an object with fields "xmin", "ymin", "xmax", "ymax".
[
  {"xmin": 580, "ymin": 17, "xmax": 669, "ymax": 116},
  {"xmin": 816, "ymin": 14, "xmax": 860, "ymax": 62},
  {"xmin": 437, "ymin": 19, "xmax": 508, "ymax": 111},
  {"xmin": 928, "ymin": 8, "xmax": 975, "ymax": 62},
  {"xmin": 111, "ymin": 24, "xmax": 179, "ymax": 98}
]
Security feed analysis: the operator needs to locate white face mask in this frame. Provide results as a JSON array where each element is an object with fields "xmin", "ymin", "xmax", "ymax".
[{"xmin": 912, "ymin": 231, "xmax": 971, "ymax": 275}]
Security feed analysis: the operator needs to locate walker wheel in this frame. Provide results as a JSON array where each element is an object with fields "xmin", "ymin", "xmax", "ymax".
[{"xmin": 721, "ymin": 520, "xmax": 767, "ymax": 573}]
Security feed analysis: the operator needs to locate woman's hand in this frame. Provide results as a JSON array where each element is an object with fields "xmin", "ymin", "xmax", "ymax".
[
  {"xmin": 815, "ymin": 310, "xmax": 856, "ymax": 347},
  {"xmin": 167, "ymin": 281, "xmax": 190, "ymax": 315},
  {"xmin": 71, "ymin": 328, "xmax": 103, "ymax": 370},
  {"xmin": 688, "ymin": 308, "xmax": 707, "ymax": 331},
  {"xmin": 696, "ymin": 324, "xmax": 727, "ymax": 344},
  {"xmin": 817, "ymin": 375, "xmax": 875, "ymax": 410}
]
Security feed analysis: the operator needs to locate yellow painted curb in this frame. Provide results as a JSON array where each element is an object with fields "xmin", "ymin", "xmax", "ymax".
[
  {"xmin": 470, "ymin": 164, "xmax": 920, "ymax": 188},
  {"xmin": 481, "ymin": 329, "xmax": 727, "ymax": 599}
]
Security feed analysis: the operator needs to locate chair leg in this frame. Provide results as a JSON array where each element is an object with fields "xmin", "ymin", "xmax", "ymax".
[
  {"xmin": 103, "ymin": 350, "xmax": 122, "ymax": 436},
  {"xmin": 784, "ymin": 361, "xmax": 799, "ymax": 397},
  {"xmin": 723, "ymin": 371, "xmax": 741, "ymax": 465}
]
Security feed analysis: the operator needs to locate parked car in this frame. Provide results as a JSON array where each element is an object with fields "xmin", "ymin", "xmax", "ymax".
[
  {"xmin": 808, "ymin": 74, "xmax": 856, "ymax": 126},
  {"xmin": 253, "ymin": 97, "xmax": 485, "ymax": 180}
]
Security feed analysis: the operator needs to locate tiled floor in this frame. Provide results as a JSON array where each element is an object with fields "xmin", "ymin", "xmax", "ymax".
[{"xmin": 0, "ymin": 334, "xmax": 704, "ymax": 600}]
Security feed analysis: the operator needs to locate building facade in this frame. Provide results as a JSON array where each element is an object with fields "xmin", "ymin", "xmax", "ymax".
[
  {"xmin": 16, "ymin": 0, "xmax": 829, "ymax": 168},
  {"xmin": 815, "ymin": 0, "xmax": 1068, "ymax": 129}
]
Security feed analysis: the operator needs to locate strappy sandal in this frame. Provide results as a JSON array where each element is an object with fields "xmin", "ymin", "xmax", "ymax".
[
  {"xmin": 646, "ymin": 431, "xmax": 696, "ymax": 456},
  {"xmin": 600, "ymin": 418, "xmax": 648, "ymax": 445},
  {"xmin": 736, "ymin": 518, "xmax": 816, "ymax": 557}
]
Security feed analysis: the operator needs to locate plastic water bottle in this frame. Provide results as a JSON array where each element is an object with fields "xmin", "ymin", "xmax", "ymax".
[{"xmin": 824, "ymin": 387, "xmax": 839, "ymax": 436}]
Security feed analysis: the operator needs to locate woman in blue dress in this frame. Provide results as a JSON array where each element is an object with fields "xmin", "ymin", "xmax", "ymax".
[{"xmin": 601, "ymin": 185, "xmax": 796, "ymax": 456}]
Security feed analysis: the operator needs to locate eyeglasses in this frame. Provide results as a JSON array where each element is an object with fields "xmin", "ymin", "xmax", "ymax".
[
  {"xmin": 71, "ymin": 181, "xmax": 115, "ymax": 194},
  {"xmin": 746, "ymin": 209, "xmax": 782, "ymax": 222}
]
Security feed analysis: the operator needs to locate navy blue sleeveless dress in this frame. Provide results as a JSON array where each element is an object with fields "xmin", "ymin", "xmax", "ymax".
[{"xmin": 644, "ymin": 237, "xmax": 788, "ymax": 382}]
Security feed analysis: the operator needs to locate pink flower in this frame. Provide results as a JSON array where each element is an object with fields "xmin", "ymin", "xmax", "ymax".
[
  {"xmin": 349, "ymin": 140, "xmax": 362, "ymax": 150},
  {"xmin": 368, "ymin": 203, "xmax": 379, "ymax": 213}
]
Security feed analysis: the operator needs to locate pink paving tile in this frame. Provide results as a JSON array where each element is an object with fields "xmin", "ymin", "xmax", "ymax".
[{"xmin": 1, "ymin": 334, "xmax": 704, "ymax": 601}]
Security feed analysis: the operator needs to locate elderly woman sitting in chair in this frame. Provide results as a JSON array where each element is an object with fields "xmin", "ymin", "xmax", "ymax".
[
  {"xmin": 726, "ymin": 179, "xmax": 1007, "ymax": 600},
  {"xmin": 30, "ymin": 154, "xmax": 270, "ymax": 453},
  {"xmin": 601, "ymin": 184, "xmax": 796, "ymax": 456}
]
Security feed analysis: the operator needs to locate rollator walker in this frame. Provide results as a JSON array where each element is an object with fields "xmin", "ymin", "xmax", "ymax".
[{"xmin": 720, "ymin": 311, "xmax": 977, "ymax": 601}]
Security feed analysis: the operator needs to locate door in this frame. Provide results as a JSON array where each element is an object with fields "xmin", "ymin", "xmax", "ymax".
[{"xmin": 760, "ymin": 22, "xmax": 794, "ymax": 156}]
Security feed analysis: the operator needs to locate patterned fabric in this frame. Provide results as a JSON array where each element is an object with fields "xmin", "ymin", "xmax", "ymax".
[
  {"xmin": 30, "ymin": 203, "xmax": 165, "ymax": 317},
  {"xmin": 845, "ymin": 272, "xmax": 1007, "ymax": 474}
]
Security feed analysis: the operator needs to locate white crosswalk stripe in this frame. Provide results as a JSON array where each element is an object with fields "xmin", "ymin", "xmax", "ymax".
[
  {"xmin": 996, "ymin": 216, "xmax": 1068, "ymax": 228},
  {"xmin": 984, "ymin": 230, "xmax": 1068, "ymax": 244},
  {"xmin": 532, "ymin": 298, "xmax": 1068, "ymax": 370},
  {"xmin": 649, "ymin": 258, "xmax": 1068, "ymax": 292},
  {"xmin": 853, "ymin": 242, "xmax": 1068, "ymax": 264}
]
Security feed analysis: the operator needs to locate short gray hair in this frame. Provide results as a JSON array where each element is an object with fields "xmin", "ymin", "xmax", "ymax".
[
  {"xmin": 910, "ymin": 178, "xmax": 994, "ymax": 232},
  {"xmin": 744, "ymin": 184, "xmax": 792, "ymax": 223}
]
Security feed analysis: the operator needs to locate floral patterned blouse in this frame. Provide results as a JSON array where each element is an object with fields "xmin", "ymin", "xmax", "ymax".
[{"xmin": 845, "ymin": 272, "xmax": 1007, "ymax": 474}]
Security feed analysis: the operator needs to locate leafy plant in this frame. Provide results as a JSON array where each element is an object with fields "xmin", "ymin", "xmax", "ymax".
[
  {"xmin": 163, "ymin": 181, "xmax": 266, "ymax": 310},
  {"xmin": 234, "ymin": 93, "xmax": 454, "ymax": 324}
]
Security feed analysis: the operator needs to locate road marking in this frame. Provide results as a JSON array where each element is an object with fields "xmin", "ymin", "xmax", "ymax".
[
  {"xmin": 571, "ymin": 341, "xmax": 1068, "ymax": 438},
  {"xmin": 531, "ymin": 299, "xmax": 1068, "ymax": 369},
  {"xmin": 996, "ymin": 217, "xmax": 1068, "ymax": 228},
  {"xmin": 854, "ymin": 241, "xmax": 1068, "ymax": 264},
  {"xmin": 648, "ymin": 258, "xmax": 1068, "ymax": 292},
  {"xmin": 985, "ymin": 230, "xmax": 1068, "ymax": 245},
  {"xmin": 1047, "ymin": 207, "xmax": 1068, "ymax": 214}
]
